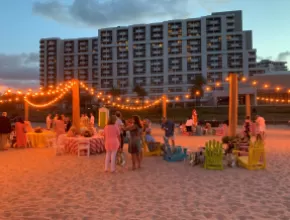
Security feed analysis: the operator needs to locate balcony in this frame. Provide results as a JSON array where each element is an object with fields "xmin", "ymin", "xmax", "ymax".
[
  {"xmin": 171, "ymin": 66, "xmax": 180, "ymax": 70},
  {"xmin": 188, "ymin": 29, "xmax": 198, "ymax": 34},
  {"xmin": 134, "ymin": 63, "xmax": 144, "ymax": 67},
  {"xmin": 135, "ymin": 35, "xmax": 145, "ymax": 39},
  {"xmin": 64, "ymin": 49, "xmax": 73, "ymax": 53},
  {"xmin": 231, "ymin": 43, "xmax": 241, "ymax": 47},
  {"xmin": 170, "ymin": 42, "xmax": 179, "ymax": 47},
  {"xmin": 48, "ymin": 52, "xmax": 55, "ymax": 56},
  {"xmin": 135, "ymin": 68, "xmax": 144, "ymax": 72},
  {"xmin": 208, "ymin": 20, "xmax": 219, "ymax": 25},
  {"xmin": 190, "ymin": 64, "xmax": 200, "ymax": 69},
  {"xmin": 118, "ymin": 47, "xmax": 127, "ymax": 52},
  {"xmin": 227, "ymin": 19, "xmax": 235, "ymax": 23},
  {"xmin": 152, "ymin": 50, "xmax": 161, "ymax": 55},
  {"xmin": 103, "ymin": 70, "xmax": 111, "ymax": 75},
  {"xmin": 119, "ymin": 70, "xmax": 127, "ymax": 74},
  {"xmin": 171, "ymin": 60, "xmax": 180, "ymax": 64},
  {"xmin": 102, "ymin": 38, "xmax": 111, "ymax": 43},
  {"xmin": 102, "ymin": 32, "xmax": 111, "ymax": 37},
  {"xmin": 210, "ymin": 56, "xmax": 219, "ymax": 61},
  {"xmin": 231, "ymin": 61, "xmax": 242, "ymax": 66},
  {"xmin": 227, "ymin": 25, "xmax": 235, "ymax": 29},
  {"xmin": 135, "ymin": 29, "xmax": 145, "ymax": 33},
  {"xmin": 171, "ymin": 48, "xmax": 180, "ymax": 53},
  {"xmin": 153, "ymin": 27, "xmax": 162, "ymax": 32},
  {"xmin": 152, "ymin": 33, "xmax": 161, "ymax": 38},
  {"xmin": 48, "ymin": 41, "xmax": 55, "ymax": 46},
  {"xmin": 119, "ymin": 37, "xmax": 128, "ymax": 41},
  {"xmin": 153, "ymin": 67, "xmax": 161, "ymax": 71},
  {"xmin": 170, "ymin": 31, "xmax": 179, "ymax": 35},
  {"xmin": 151, "ymin": 61, "xmax": 161, "ymax": 66},
  {"xmin": 102, "ymin": 55, "xmax": 111, "ymax": 59},
  {"xmin": 119, "ymin": 53, "xmax": 128, "ymax": 58},
  {"xmin": 119, "ymin": 64, "xmax": 127, "ymax": 68}
]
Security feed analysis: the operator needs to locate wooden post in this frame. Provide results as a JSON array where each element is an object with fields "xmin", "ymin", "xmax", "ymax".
[
  {"xmin": 162, "ymin": 95, "xmax": 167, "ymax": 118},
  {"xmin": 228, "ymin": 73, "xmax": 238, "ymax": 137},
  {"xmin": 72, "ymin": 80, "xmax": 80, "ymax": 133},
  {"xmin": 245, "ymin": 94, "xmax": 251, "ymax": 119},
  {"xmin": 24, "ymin": 101, "xmax": 29, "ymax": 121}
]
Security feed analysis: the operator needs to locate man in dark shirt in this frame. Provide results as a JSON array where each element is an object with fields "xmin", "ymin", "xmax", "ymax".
[
  {"xmin": 161, "ymin": 117, "xmax": 175, "ymax": 146},
  {"xmin": 0, "ymin": 112, "xmax": 12, "ymax": 150}
]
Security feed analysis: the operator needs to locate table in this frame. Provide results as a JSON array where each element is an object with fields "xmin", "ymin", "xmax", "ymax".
[
  {"xmin": 64, "ymin": 135, "xmax": 105, "ymax": 155},
  {"xmin": 26, "ymin": 131, "xmax": 55, "ymax": 148}
]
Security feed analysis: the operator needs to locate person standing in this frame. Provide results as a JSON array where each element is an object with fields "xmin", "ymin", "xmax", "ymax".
[
  {"xmin": 161, "ymin": 117, "xmax": 175, "ymax": 146},
  {"xmin": 185, "ymin": 116, "xmax": 193, "ymax": 133},
  {"xmin": 90, "ymin": 113, "xmax": 95, "ymax": 126},
  {"xmin": 46, "ymin": 114, "xmax": 52, "ymax": 129},
  {"xmin": 54, "ymin": 115, "xmax": 66, "ymax": 139},
  {"xmin": 255, "ymin": 115, "xmax": 266, "ymax": 140},
  {"xmin": 0, "ymin": 112, "xmax": 11, "ymax": 151},
  {"xmin": 125, "ymin": 115, "xmax": 143, "ymax": 170},
  {"xmin": 115, "ymin": 111, "xmax": 124, "ymax": 150},
  {"xmin": 15, "ymin": 117, "xmax": 27, "ymax": 148},
  {"xmin": 104, "ymin": 115, "xmax": 120, "ymax": 173}
]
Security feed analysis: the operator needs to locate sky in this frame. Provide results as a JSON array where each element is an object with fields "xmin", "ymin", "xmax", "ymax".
[{"xmin": 0, "ymin": 0, "xmax": 290, "ymax": 91}]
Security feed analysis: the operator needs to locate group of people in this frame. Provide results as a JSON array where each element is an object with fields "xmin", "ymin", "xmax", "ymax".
[
  {"xmin": 104, "ymin": 112, "xmax": 143, "ymax": 173},
  {"xmin": 0, "ymin": 112, "xmax": 27, "ymax": 150}
]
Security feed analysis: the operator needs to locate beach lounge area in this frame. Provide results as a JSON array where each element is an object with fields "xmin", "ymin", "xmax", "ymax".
[{"xmin": 0, "ymin": 125, "xmax": 290, "ymax": 219}]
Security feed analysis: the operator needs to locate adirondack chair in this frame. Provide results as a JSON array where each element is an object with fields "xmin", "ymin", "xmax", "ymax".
[
  {"xmin": 236, "ymin": 140, "xmax": 266, "ymax": 170},
  {"xmin": 142, "ymin": 137, "xmax": 162, "ymax": 156},
  {"xmin": 204, "ymin": 140, "xmax": 224, "ymax": 170}
]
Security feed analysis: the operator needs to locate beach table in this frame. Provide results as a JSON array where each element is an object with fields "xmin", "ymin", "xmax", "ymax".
[
  {"xmin": 26, "ymin": 131, "xmax": 55, "ymax": 148},
  {"xmin": 64, "ymin": 135, "xmax": 105, "ymax": 155}
]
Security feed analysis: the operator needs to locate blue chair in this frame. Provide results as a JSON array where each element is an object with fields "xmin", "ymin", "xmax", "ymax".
[{"xmin": 163, "ymin": 146, "xmax": 187, "ymax": 162}]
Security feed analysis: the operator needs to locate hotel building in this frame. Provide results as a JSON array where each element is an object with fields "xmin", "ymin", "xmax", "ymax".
[{"xmin": 39, "ymin": 10, "xmax": 263, "ymax": 101}]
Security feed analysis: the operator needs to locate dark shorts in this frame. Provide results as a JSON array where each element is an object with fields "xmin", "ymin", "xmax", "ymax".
[{"xmin": 186, "ymin": 126, "xmax": 192, "ymax": 132}]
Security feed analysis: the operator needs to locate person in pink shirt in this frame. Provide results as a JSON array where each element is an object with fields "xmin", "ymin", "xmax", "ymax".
[{"xmin": 104, "ymin": 115, "xmax": 120, "ymax": 173}]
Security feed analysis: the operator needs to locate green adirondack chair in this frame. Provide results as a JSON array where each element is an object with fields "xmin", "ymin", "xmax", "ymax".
[{"xmin": 204, "ymin": 139, "xmax": 224, "ymax": 170}]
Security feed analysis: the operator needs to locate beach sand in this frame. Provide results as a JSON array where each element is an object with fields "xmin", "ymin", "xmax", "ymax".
[{"xmin": 0, "ymin": 126, "xmax": 290, "ymax": 219}]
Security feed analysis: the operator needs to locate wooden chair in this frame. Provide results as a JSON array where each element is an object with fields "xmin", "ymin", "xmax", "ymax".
[
  {"xmin": 235, "ymin": 140, "xmax": 266, "ymax": 170},
  {"xmin": 78, "ymin": 139, "xmax": 90, "ymax": 157},
  {"xmin": 142, "ymin": 137, "xmax": 162, "ymax": 156},
  {"xmin": 204, "ymin": 140, "xmax": 224, "ymax": 170}
]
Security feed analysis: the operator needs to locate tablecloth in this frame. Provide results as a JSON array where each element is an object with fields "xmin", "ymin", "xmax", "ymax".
[
  {"xmin": 64, "ymin": 136, "xmax": 105, "ymax": 155},
  {"xmin": 26, "ymin": 131, "xmax": 55, "ymax": 148}
]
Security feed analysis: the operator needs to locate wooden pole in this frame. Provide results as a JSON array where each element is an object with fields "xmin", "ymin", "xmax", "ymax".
[
  {"xmin": 72, "ymin": 80, "xmax": 80, "ymax": 133},
  {"xmin": 245, "ymin": 94, "xmax": 251, "ymax": 119},
  {"xmin": 162, "ymin": 95, "xmax": 167, "ymax": 118},
  {"xmin": 228, "ymin": 73, "xmax": 238, "ymax": 137},
  {"xmin": 24, "ymin": 101, "xmax": 29, "ymax": 121}
]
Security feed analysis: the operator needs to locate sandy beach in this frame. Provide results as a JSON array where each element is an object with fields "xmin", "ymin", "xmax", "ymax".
[{"xmin": 0, "ymin": 126, "xmax": 290, "ymax": 219}]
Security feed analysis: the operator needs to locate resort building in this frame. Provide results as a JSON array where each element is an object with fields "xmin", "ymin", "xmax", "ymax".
[{"xmin": 39, "ymin": 10, "xmax": 267, "ymax": 102}]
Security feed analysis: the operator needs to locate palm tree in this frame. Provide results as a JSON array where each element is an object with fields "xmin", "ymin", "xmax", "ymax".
[
  {"xmin": 108, "ymin": 87, "xmax": 122, "ymax": 102},
  {"xmin": 190, "ymin": 75, "xmax": 206, "ymax": 106},
  {"xmin": 133, "ymin": 85, "xmax": 148, "ymax": 105}
]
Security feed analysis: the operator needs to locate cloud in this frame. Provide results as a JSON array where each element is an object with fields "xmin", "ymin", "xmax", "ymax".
[
  {"xmin": 32, "ymin": 0, "xmax": 230, "ymax": 28},
  {"xmin": 0, "ymin": 53, "xmax": 39, "ymax": 91},
  {"xmin": 277, "ymin": 51, "xmax": 290, "ymax": 61}
]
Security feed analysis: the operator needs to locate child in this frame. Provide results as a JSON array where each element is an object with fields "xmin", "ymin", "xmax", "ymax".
[{"xmin": 10, "ymin": 125, "xmax": 16, "ymax": 148}]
